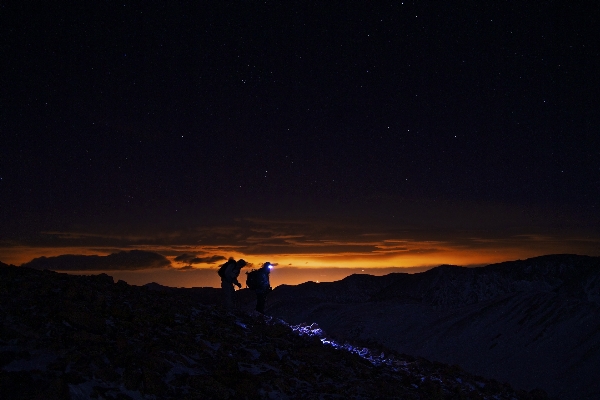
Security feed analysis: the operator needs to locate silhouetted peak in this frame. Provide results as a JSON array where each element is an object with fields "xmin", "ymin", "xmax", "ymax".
[
  {"xmin": 143, "ymin": 281, "xmax": 170, "ymax": 291},
  {"xmin": 340, "ymin": 273, "xmax": 384, "ymax": 282},
  {"xmin": 423, "ymin": 264, "xmax": 468, "ymax": 277},
  {"xmin": 433, "ymin": 264, "xmax": 464, "ymax": 270}
]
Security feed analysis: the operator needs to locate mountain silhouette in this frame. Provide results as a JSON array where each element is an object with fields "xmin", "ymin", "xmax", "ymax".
[
  {"xmin": 0, "ymin": 261, "xmax": 549, "ymax": 399},
  {"xmin": 264, "ymin": 254, "xmax": 600, "ymax": 400}
]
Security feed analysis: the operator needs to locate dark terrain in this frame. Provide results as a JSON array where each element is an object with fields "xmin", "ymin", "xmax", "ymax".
[
  {"xmin": 0, "ymin": 261, "xmax": 549, "ymax": 399},
  {"xmin": 262, "ymin": 254, "xmax": 600, "ymax": 400}
]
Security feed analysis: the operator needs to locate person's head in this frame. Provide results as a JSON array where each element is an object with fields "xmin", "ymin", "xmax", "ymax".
[
  {"xmin": 236, "ymin": 259, "xmax": 247, "ymax": 268},
  {"xmin": 262, "ymin": 262, "xmax": 273, "ymax": 272},
  {"xmin": 220, "ymin": 258, "xmax": 235, "ymax": 269}
]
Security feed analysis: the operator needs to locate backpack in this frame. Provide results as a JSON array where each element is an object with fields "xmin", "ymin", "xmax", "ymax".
[
  {"xmin": 245, "ymin": 269, "xmax": 263, "ymax": 290},
  {"xmin": 218, "ymin": 260, "xmax": 235, "ymax": 279}
]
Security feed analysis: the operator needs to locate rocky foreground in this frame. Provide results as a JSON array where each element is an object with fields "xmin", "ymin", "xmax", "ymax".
[{"xmin": 0, "ymin": 262, "xmax": 549, "ymax": 399}]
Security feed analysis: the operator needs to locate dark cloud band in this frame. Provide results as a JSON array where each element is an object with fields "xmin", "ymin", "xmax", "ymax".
[
  {"xmin": 174, "ymin": 254, "xmax": 226, "ymax": 265},
  {"xmin": 23, "ymin": 250, "xmax": 171, "ymax": 271}
]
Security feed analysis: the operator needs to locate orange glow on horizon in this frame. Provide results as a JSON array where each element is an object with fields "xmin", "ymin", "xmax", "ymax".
[
  {"xmin": 2, "ymin": 230, "xmax": 599, "ymax": 288},
  {"xmin": 2, "ymin": 241, "xmax": 593, "ymax": 271}
]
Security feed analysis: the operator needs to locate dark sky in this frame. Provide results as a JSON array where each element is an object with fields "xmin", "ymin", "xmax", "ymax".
[{"xmin": 1, "ymin": 2, "xmax": 599, "ymax": 282}]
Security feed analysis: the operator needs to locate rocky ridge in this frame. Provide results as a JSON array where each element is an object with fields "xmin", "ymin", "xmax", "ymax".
[
  {"xmin": 265, "ymin": 254, "xmax": 600, "ymax": 400},
  {"xmin": 0, "ymin": 262, "xmax": 547, "ymax": 399}
]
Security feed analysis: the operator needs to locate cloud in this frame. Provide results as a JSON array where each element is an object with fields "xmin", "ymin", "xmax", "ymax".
[
  {"xmin": 189, "ymin": 255, "xmax": 227, "ymax": 264},
  {"xmin": 8, "ymin": 199, "xmax": 599, "ymax": 273},
  {"xmin": 23, "ymin": 250, "xmax": 171, "ymax": 271},
  {"xmin": 174, "ymin": 253, "xmax": 197, "ymax": 263},
  {"xmin": 41, "ymin": 231, "xmax": 156, "ymax": 241},
  {"xmin": 174, "ymin": 254, "xmax": 226, "ymax": 265}
]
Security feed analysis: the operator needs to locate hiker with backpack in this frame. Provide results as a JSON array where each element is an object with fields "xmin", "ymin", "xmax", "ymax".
[
  {"xmin": 218, "ymin": 258, "xmax": 247, "ymax": 310},
  {"xmin": 246, "ymin": 262, "xmax": 273, "ymax": 314}
]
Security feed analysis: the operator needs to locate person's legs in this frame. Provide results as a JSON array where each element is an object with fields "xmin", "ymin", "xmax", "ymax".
[
  {"xmin": 256, "ymin": 292, "xmax": 267, "ymax": 313},
  {"xmin": 221, "ymin": 281, "xmax": 234, "ymax": 310}
]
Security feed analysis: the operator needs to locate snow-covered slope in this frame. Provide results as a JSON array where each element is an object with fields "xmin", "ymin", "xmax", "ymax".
[{"xmin": 266, "ymin": 254, "xmax": 600, "ymax": 400}]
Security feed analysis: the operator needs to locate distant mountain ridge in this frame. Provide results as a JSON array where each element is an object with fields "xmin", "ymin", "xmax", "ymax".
[
  {"xmin": 374, "ymin": 254, "xmax": 600, "ymax": 306},
  {"xmin": 265, "ymin": 254, "xmax": 600, "ymax": 400},
  {"xmin": 270, "ymin": 254, "xmax": 600, "ymax": 307}
]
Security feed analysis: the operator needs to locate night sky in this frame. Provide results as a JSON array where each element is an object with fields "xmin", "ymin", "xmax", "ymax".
[{"xmin": 2, "ymin": 2, "xmax": 599, "ymax": 287}]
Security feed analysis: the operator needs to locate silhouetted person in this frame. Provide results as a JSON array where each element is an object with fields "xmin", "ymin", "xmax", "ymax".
[
  {"xmin": 246, "ymin": 262, "xmax": 272, "ymax": 313},
  {"xmin": 218, "ymin": 258, "xmax": 246, "ymax": 310}
]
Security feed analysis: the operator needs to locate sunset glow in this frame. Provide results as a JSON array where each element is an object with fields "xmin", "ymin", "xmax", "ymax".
[{"xmin": 3, "ymin": 220, "xmax": 599, "ymax": 288}]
